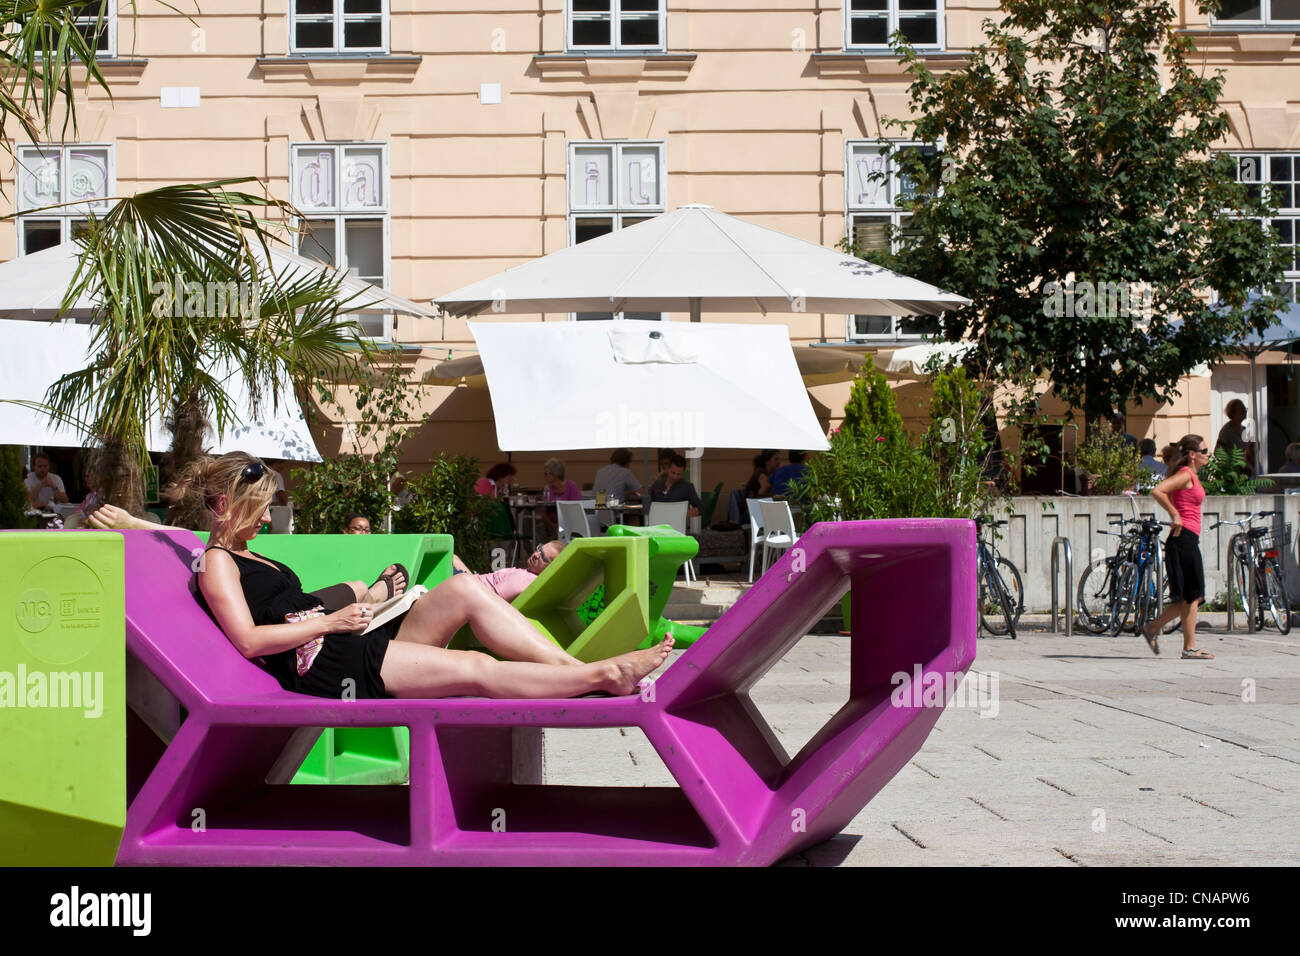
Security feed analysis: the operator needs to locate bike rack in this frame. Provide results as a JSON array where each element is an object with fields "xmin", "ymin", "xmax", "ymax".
[
  {"xmin": 1225, "ymin": 533, "xmax": 1256, "ymax": 634},
  {"xmin": 1050, "ymin": 536, "xmax": 1073, "ymax": 637}
]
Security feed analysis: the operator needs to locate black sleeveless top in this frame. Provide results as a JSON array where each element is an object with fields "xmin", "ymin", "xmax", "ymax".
[{"xmin": 195, "ymin": 546, "xmax": 323, "ymax": 686}]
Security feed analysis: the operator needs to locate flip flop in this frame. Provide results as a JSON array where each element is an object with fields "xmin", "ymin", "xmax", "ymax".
[
  {"xmin": 370, "ymin": 563, "xmax": 409, "ymax": 602},
  {"xmin": 1141, "ymin": 622, "xmax": 1159, "ymax": 656},
  {"xmin": 1181, "ymin": 648, "xmax": 1214, "ymax": 660}
]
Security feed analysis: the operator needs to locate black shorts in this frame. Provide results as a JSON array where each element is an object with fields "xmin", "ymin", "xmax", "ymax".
[
  {"xmin": 292, "ymin": 614, "xmax": 405, "ymax": 700},
  {"xmin": 1164, "ymin": 529, "xmax": 1205, "ymax": 605}
]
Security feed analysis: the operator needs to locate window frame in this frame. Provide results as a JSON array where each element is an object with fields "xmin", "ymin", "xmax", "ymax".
[
  {"xmin": 1209, "ymin": 1, "xmax": 1300, "ymax": 29},
  {"xmin": 14, "ymin": 143, "xmax": 115, "ymax": 256},
  {"xmin": 290, "ymin": 141, "xmax": 393, "ymax": 339},
  {"xmin": 1230, "ymin": 150, "xmax": 1300, "ymax": 304},
  {"xmin": 566, "ymin": 140, "xmax": 667, "ymax": 320},
  {"xmin": 71, "ymin": 2, "xmax": 117, "ymax": 58},
  {"xmin": 844, "ymin": 139, "xmax": 942, "ymax": 341},
  {"xmin": 566, "ymin": 0, "xmax": 667, "ymax": 54},
  {"xmin": 844, "ymin": 0, "xmax": 945, "ymax": 53},
  {"xmin": 289, "ymin": 0, "xmax": 390, "ymax": 56}
]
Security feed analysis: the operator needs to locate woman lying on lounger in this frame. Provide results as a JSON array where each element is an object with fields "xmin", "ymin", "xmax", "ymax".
[{"xmin": 179, "ymin": 452, "xmax": 673, "ymax": 700}]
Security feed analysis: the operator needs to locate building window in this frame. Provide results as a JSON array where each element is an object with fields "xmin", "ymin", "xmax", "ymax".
[
  {"xmin": 1212, "ymin": 1, "xmax": 1300, "ymax": 27},
  {"xmin": 290, "ymin": 0, "xmax": 387, "ymax": 54},
  {"xmin": 72, "ymin": 1, "xmax": 116, "ymax": 57},
  {"xmin": 845, "ymin": 141, "xmax": 941, "ymax": 340},
  {"xmin": 846, "ymin": 0, "xmax": 943, "ymax": 50},
  {"xmin": 1233, "ymin": 152, "xmax": 1300, "ymax": 302},
  {"xmin": 567, "ymin": 141, "xmax": 666, "ymax": 319},
  {"xmin": 291, "ymin": 143, "xmax": 390, "ymax": 337},
  {"xmin": 15, "ymin": 145, "xmax": 113, "ymax": 255},
  {"xmin": 568, "ymin": 0, "xmax": 666, "ymax": 52}
]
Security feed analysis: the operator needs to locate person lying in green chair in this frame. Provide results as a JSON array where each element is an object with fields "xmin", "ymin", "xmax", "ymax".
[{"xmin": 451, "ymin": 540, "xmax": 568, "ymax": 602}]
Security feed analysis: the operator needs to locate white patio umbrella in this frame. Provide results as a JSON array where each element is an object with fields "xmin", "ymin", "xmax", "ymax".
[
  {"xmin": 0, "ymin": 240, "xmax": 438, "ymax": 320},
  {"xmin": 436, "ymin": 203, "xmax": 969, "ymax": 320},
  {"xmin": 0, "ymin": 319, "xmax": 322, "ymax": 460}
]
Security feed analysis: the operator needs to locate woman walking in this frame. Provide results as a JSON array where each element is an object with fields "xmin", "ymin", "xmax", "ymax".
[{"xmin": 1144, "ymin": 435, "xmax": 1215, "ymax": 659}]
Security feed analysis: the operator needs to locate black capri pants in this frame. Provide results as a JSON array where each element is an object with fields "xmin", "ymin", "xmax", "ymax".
[{"xmin": 1164, "ymin": 529, "xmax": 1205, "ymax": 606}]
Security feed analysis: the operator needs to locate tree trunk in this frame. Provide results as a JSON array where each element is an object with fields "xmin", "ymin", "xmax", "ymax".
[
  {"xmin": 162, "ymin": 387, "xmax": 213, "ymax": 530},
  {"xmin": 92, "ymin": 439, "xmax": 145, "ymax": 516}
]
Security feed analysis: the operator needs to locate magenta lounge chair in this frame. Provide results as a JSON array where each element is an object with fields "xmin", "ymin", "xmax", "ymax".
[{"xmin": 116, "ymin": 520, "xmax": 975, "ymax": 866}]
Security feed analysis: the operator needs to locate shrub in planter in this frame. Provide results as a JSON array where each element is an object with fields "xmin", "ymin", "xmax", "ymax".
[
  {"xmin": 292, "ymin": 455, "xmax": 394, "ymax": 534},
  {"xmin": 393, "ymin": 454, "xmax": 498, "ymax": 572},
  {"xmin": 1075, "ymin": 422, "xmax": 1141, "ymax": 495},
  {"xmin": 0, "ymin": 446, "xmax": 34, "ymax": 529},
  {"xmin": 1200, "ymin": 446, "xmax": 1266, "ymax": 496}
]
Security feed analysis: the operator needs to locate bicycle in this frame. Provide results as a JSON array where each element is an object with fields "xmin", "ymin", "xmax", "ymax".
[
  {"xmin": 1209, "ymin": 511, "xmax": 1292, "ymax": 634},
  {"xmin": 1077, "ymin": 513, "xmax": 1178, "ymax": 636},
  {"xmin": 976, "ymin": 516, "xmax": 1024, "ymax": 639}
]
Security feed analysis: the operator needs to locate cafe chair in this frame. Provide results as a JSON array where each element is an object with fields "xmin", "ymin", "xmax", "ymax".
[
  {"xmin": 646, "ymin": 500, "xmax": 694, "ymax": 582},
  {"xmin": 557, "ymin": 500, "xmax": 598, "ymax": 542},
  {"xmin": 759, "ymin": 499, "xmax": 799, "ymax": 576},
  {"xmin": 746, "ymin": 497, "xmax": 769, "ymax": 583}
]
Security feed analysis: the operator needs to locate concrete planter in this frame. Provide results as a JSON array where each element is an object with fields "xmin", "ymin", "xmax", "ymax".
[{"xmin": 995, "ymin": 494, "xmax": 1300, "ymax": 613}]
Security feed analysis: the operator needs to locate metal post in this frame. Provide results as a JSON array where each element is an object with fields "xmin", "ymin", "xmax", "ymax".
[{"xmin": 1050, "ymin": 536, "xmax": 1073, "ymax": 636}]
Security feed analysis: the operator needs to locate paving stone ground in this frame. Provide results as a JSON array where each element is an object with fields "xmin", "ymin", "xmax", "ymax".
[{"xmin": 542, "ymin": 621, "xmax": 1300, "ymax": 866}]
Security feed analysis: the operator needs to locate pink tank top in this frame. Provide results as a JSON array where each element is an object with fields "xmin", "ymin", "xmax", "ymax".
[{"xmin": 1170, "ymin": 466, "xmax": 1205, "ymax": 534}]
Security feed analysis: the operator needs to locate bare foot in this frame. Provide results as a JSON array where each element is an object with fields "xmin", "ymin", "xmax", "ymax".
[
  {"xmin": 366, "ymin": 564, "xmax": 408, "ymax": 603},
  {"xmin": 600, "ymin": 635, "xmax": 675, "ymax": 695}
]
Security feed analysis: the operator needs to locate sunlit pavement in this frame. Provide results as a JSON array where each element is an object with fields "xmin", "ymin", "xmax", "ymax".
[{"xmin": 543, "ymin": 620, "xmax": 1300, "ymax": 866}]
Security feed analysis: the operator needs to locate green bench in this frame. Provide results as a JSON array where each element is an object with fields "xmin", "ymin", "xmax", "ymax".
[{"xmin": 606, "ymin": 524, "xmax": 708, "ymax": 648}]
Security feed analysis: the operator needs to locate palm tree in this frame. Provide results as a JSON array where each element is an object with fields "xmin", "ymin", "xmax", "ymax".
[{"xmin": 2, "ymin": 2, "xmax": 371, "ymax": 513}]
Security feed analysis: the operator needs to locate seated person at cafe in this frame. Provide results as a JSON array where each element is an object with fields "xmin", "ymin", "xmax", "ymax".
[
  {"xmin": 648, "ymin": 454, "xmax": 702, "ymax": 518},
  {"xmin": 25, "ymin": 453, "xmax": 69, "ymax": 510},
  {"xmin": 743, "ymin": 449, "xmax": 781, "ymax": 499},
  {"xmin": 539, "ymin": 458, "xmax": 582, "ymax": 537},
  {"xmin": 1279, "ymin": 442, "xmax": 1300, "ymax": 474},
  {"xmin": 475, "ymin": 462, "xmax": 517, "ymax": 499},
  {"xmin": 592, "ymin": 448, "xmax": 642, "ymax": 502},
  {"xmin": 769, "ymin": 451, "xmax": 807, "ymax": 497},
  {"xmin": 344, "ymin": 513, "xmax": 372, "ymax": 534}
]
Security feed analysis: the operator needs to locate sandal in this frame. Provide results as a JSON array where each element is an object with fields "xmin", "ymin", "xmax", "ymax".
[
  {"xmin": 1141, "ymin": 622, "xmax": 1159, "ymax": 656},
  {"xmin": 370, "ymin": 563, "xmax": 409, "ymax": 602},
  {"xmin": 1181, "ymin": 648, "xmax": 1214, "ymax": 660}
]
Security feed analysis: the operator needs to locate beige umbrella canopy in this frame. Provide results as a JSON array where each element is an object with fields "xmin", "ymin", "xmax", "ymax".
[{"xmin": 426, "ymin": 345, "xmax": 869, "ymax": 389}]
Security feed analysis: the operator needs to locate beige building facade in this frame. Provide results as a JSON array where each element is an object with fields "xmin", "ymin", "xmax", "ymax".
[{"xmin": 3, "ymin": 1, "xmax": 1300, "ymax": 492}]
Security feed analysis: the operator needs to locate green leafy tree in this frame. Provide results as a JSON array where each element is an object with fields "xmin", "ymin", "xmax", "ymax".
[
  {"xmin": 867, "ymin": 0, "xmax": 1287, "ymax": 424},
  {"xmin": 291, "ymin": 359, "xmax": 431, "ymax": 534},
  {"xmin": 394, "ymin": 454, "xmax": 498, "ymax": 572}
]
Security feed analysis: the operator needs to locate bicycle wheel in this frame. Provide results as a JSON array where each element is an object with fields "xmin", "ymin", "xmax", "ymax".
[
  {"xmin": 1109, "ymin": 560, "xmax": 1137, "ymax": 636},
  {"xmin": 1263, "ymin": 560, "xmax": 1291, "ymax": 634},
  {"xmin": 1076, "ymin": 558, "xmax": 1114, "ymax": 633},
  {"xmin": 996, "ymin": 558, "xmax": 1024, "ymax": 627},
  {"xmin": 979, "ymin": 562, "xmax": 1013, "ymax": 636},
  {"xmin": 1132, "ymin": 563, "xmax": 1156, "ymax": 636}
]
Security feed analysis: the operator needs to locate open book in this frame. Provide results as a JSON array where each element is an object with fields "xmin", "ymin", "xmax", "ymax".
[{"xmin": 363, "ymin": 585, "xmax": 428, "ymax": 634}]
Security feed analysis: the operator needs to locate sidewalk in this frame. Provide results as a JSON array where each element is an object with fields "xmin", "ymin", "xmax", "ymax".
[{"xmin": 545, "ymin": 616, "xmax": 1300, "ymax": 866}]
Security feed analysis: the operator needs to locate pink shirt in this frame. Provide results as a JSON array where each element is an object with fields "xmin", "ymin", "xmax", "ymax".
[
  {"xmin": 1170, "ymin": 467, "xmax": 1205, "ymax": 535},
  {"xmin": 474, "ymin": 477, "xmax": 496, "ymax": 497}
]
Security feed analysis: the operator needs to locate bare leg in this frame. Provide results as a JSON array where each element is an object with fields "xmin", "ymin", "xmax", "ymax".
[
  {"xmin": 394, "ymin": 574, "xmax": 580, "ymax": 665},
  {"xmin": 379, "ymin": 636, "xmax": 674, "ymax": 699},
  {"xmin": 1146, "ymin": 599, "xmax": 1187, "ymax": 635}
]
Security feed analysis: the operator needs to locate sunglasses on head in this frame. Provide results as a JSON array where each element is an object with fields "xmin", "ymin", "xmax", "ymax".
[{"xmin": 241, "ymin": 461, "xmax": 266, "ymax": 483}]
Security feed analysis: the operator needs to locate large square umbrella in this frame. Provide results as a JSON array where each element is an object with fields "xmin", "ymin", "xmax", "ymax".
[{"xmin": 469, "ymin": 320, "xmax": 829, "ymax": 454}]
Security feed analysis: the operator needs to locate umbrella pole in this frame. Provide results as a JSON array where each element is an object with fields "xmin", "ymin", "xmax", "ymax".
[
  {"xmin": 690, "ymin": 298, "xmax": 701, "ymax": 323},
  {"xmin": 1251, "ymin": 355, "xmax": 1260, "ymax": 477}
]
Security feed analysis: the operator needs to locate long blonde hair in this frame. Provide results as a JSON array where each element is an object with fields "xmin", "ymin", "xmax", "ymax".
[{"xmin": 172, "ymin": 452, "xmax": 279, "ymax": 546}]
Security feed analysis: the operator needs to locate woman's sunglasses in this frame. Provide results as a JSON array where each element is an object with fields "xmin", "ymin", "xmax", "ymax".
[{"xmin": 241, "ymin": 461, "xmax": 266, "ymax": 483}]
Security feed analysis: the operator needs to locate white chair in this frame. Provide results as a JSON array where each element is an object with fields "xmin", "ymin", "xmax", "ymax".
[
  {"xmin": 556, "ymin": 500, "xmax": 597, "ymax": 542},
  {"xmin": 759, "ymin": 499, "xmax": 798, "ymax": 576},
  {"xmin": 647, "ymin": 500, "xmax": 694, "ymax": 583},
  {"xmin": 746, "ymin": 497, "xmax": 769, "ymax": 583}
]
